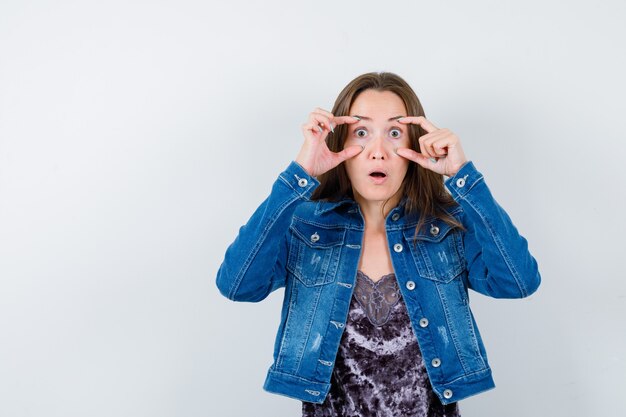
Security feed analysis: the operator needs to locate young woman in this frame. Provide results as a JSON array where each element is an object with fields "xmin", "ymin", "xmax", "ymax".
[{"xmin": 216, "ymin": 72, "xmax": 541, "ymax": 417}]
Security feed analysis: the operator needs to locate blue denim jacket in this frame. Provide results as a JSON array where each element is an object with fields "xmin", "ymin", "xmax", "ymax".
[{"xmin": 216, "ymin": 160, "xmax": 540, "ymax": 405}]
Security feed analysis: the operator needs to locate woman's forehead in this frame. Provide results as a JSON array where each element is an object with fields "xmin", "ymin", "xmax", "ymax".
[{"xmin": 349, "ymin": 90, "xmax": 407, "ymax": 118}]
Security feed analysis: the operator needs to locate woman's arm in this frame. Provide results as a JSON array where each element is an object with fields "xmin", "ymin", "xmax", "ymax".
[
  {"xmin": 446, "ymin": 161, "xmax": 541, "ymax": 299},
  {"xmin": 395, "ymin": 116, "xmax": 540, "ymax": 298},
  {"xmin": 216, "ymin": 161, "xmax": 318, "ymax": 302},
  {"xmin": 216, "ymin": 109, "xmax": 363, "ymax": 302}
]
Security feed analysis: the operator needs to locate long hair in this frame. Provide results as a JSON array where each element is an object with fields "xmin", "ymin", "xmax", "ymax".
[{"xmin": 310, "ymin": 72, "xmax": 464, "ymax": 234}]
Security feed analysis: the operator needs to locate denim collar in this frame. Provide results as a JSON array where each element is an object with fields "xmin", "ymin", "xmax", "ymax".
[
  {"xmin": 313, "ymin": 196, "xmax": 409, "ymax": 215},
  {"xmin": 314, "ymin": 198, "xmax": 356, "ymax": 215}
]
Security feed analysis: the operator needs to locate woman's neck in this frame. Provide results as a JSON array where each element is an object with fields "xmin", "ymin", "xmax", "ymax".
[{"xmin": 355, "ymin": 193, "xmax": 402, "ymax": 232}]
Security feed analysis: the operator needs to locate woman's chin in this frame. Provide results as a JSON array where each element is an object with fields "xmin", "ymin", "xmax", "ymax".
[{"xmin": 353, "ymin": 186, "xmax": 402, "ymax": 205}]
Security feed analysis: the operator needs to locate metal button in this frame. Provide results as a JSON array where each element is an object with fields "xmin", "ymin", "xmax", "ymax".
[
  {"xmin": 298, "ymin": 178, "xmax": 308, "ymax": 187},
  {"xmin": 419, "ymin": 318, "xmax": 429, "ymax": 327},
  {"xmin": 430, "ymin": 225, "xmax": 440, "ymax": 236},
  {"xmin": 393, "ymin": 243, "xmax": 403, "ymax": 253},
  {"xmin": 443, "ymin": 389, "xmax": 453, "ymax": 399},
  {"xmin": 432, "ymin": 358, "xmax": 441, "ymax": 367},
  {"xmin": 310, "ymin": 232, "xmax": 320, "ymax": 243},
  {"xmin": 406, "ymin": 280, "xmax": 416, "ymax": 290},
  {"xmin": 391, "ymin": 213, "xmax": 400, "ymax": 221},
  {"xmin": 456, "ymin": 178, "xmax": 465, "ymax": 187}
]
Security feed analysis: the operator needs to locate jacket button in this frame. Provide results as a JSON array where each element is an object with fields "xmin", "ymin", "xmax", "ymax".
[
  {"xmin": 419, "ymin": 318, "xmax": 429, "ymax": 327},
  {"xmin": 391, "ymin": 213, "xmax": 400, "ymax": 221},
  {"xmin": 406, "ymin": 280, "xmax": 416, "ymax": 290},
  {"xmin": 456, "ymin": 178, "xmax": 465, "ymax": 187},
  {"xmin": 298, "ymin": 178, "xmax": 308, "ymax": 187},
  {"xmin": 430, "ymin": 225, "xmax": 440, "ymax": 236},
  {"xmin": 431, "ymin": 358, "xmax": 441, "ymax": 367},
  {"xmin": 393, "ymin": 243, "xmax": 403, "ymax": 253},
  {"xmin": 443, "ymin": 389, "xmax": 453, "ymax": 399},
  {"xmin": 310, "ymin": 232, "xmax": 320, "ymax": 243}
]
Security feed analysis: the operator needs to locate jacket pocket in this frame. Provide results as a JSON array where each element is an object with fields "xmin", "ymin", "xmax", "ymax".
[
  {"xmin": 403, "ymin": 221, "xmax": 465, "ymax": 283},
  {"xmin": 286, "ymin": 217, "xmax": 346, "ymax": 287}
]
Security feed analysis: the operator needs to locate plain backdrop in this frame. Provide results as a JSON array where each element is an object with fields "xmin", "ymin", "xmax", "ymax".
[{"xmin": 1, "ymin": 1, "xmax": 625, "ymax": 416}]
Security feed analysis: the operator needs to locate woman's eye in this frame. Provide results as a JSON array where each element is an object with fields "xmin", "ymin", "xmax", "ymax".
[
  {"xmin": 355, "ymin": 128, "xmax": 368, "ymax": 138},
  {"xmin": 390, "ymin": 128, "xmax": 402, "ymax": 138}
]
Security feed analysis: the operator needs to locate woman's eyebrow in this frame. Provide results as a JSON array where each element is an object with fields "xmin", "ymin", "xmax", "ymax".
[{"xmin": 351, "ymin": 115, "xmax": 406, "ymax": 121}]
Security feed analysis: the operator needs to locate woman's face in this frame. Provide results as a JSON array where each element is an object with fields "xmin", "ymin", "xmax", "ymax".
[{"xmin": 344, "ymin": 89, "xmax": 410, "ymax": 208}]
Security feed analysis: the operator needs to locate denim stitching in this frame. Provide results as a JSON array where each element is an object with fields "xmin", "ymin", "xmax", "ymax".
[
  {"xmin": 228, "ymin": 189, "xmax": 300, "ymax": 300},
  {"xmin": 462, "ymin": 190, "xmax": 526, "ymax": 297},
  {"xmin": 435, "ymin": 281, "xmax": 470, "ymax": 374},
  {"xmin": 330, "ymin": 320, "xmax": 344, "ymax": 329},
  {"xmin": 443, "ymin": 367, "xmax": 491, "ymax": 385},
  {"xmin": 295, "ymin": 284, "xmax": 324, "ymax": 374},
  {"xmin": 276, "ymin": 281, "xmax": 298, "ymax": 369}
]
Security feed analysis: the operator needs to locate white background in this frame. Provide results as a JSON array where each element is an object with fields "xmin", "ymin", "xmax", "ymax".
[{"xmin": 1, "ymin": 1, "xmax": 625, "ymax": 416}]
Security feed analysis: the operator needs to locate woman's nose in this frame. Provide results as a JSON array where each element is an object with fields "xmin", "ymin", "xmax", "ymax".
[{"xmin": 367, "ymin": 134, "xmax": 388, "ymax": 160}]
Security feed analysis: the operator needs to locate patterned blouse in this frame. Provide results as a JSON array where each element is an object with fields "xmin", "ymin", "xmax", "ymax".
[{"xmin": 302, "ymin": 270, "xmax": 461, "ymax": 417}]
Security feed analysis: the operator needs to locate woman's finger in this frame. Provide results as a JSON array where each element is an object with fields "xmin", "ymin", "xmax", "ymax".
[
  {"xmin": 302, "ymin": 122, "xmax": 323, "ymax": 136},
  {"xmin": 312, "ymin": 109, "xmax": 337, "ymax": 131},
  {"xmin": 420, "ymin": 130, "xmax": 449, "ymax": 157},
  {"xmin": 332, "ymin": 115, "xmax": 360, "ymax": 126},
  {"xmin": 310, "ymin": 114, "xmax": 360, "ymax": 133},
  {"xmin": 432, "ymin": 139, "xmax": 449, "ymax": 156},
  {"xmin": 308, "ymin": 113, "xmax": 333, "ymax": 134},
  {"xmin": 302, "ymin": 115, "xmax": 331, "ymax": 138},
  {"xmin": 333, "ymin": 144, "xmax": 364, "ymax": 164},
  {"xmin": 397, "ymin": 116, "xmax": 439, "ymax": 133},
  {"xmin": 395, "ymin": 147, "xmax": 432, "ymax": 168},
  {"xmin": 418, "ymin": 135, "xmax": 437, "ymax": 158}
]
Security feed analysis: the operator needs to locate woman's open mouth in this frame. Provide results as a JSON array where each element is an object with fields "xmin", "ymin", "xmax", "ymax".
[{"xmin": 368, "ymin": 170, "xmax": 388, "ymax": 184}]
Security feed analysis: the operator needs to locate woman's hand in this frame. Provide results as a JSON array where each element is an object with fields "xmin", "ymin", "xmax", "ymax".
[
  {"xmin": 295, "ymin": 108, "xmax": 363, "ymax": 177},
  {"xmin": 395, "ymin": 116, "xmax": 468, "ymax": 177}
]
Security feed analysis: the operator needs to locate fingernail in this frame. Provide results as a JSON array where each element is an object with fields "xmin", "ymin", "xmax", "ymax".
[
  {"xmin": 353, "ymin": 116, "xmax": 361, "ymax": 121},
  {"xmin": 393, "ymin": 147, "xmax": 399, "ymax": 155},
  {"xmin": 330, "ymin": 123, "xmax": 334, "ymax": 133},
  {"xmin": 317, "ymin": 125, "xmax": 323, "ymax": 133},
  {"xmin": 429, "ymin": 157, "xmax": 437, "ymax": 163}
]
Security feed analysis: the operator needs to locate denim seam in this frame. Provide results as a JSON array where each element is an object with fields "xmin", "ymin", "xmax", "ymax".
[
  {"xmin": 268, "ymin": 368, "xmax": 327, "ymax": 385},
  {"xmin": 455, "ymin": 229, "xmax": 468, "ymax": 269},
  {"xmin": 279, "ymin": 171, "xmax": 317, "ymax": 197},
  {"xmin": 466, "ymin": 309, "xmax": 487, "ymax": 368},
  {"xmin": 435, "ymin": 282, "xmax": 470, "ymax": 374},
  {"xmin": 227, "ymin": 184, "xmax": 303, "ymax": 300},
  {"xmin": 292, "ymin": 215, "xmax": 362, "ymax": 231},
  {"xmin": 276, "ymin": 281, "xmax": 298, "ymax": 369},
  {"xmin": 412, "ymin": 240, "xmax": 463, "ymax": 282},
  {"xmin": 446, "ymin": 171, "xmax": 483, "ymax": 199},
  {"xmin": 457, "ymin": 185, "xmax": 527, "ymax": 297},
  {"xmin": 462, "ymin": 299, "xmax": 486, "ymax": 368},
  {"xmin": 295, "ymin": 285, "xmax": 324, "ymax": 374},
  {"xmin": 442, "ymin": 366, "xmax": 491, "ymax": 385},
  {"xmin": 290, "ymin": 221, "xmax": 346, "ymax": 248}
]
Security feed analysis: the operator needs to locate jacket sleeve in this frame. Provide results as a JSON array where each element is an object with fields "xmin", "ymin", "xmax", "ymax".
[
  {"xmin": 445, "ymin": 161, "xmax": 541, "ymax": 299},
  {"xmin": 216, "ymin": 161, "xmax": 319, "ymax": 302}
]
